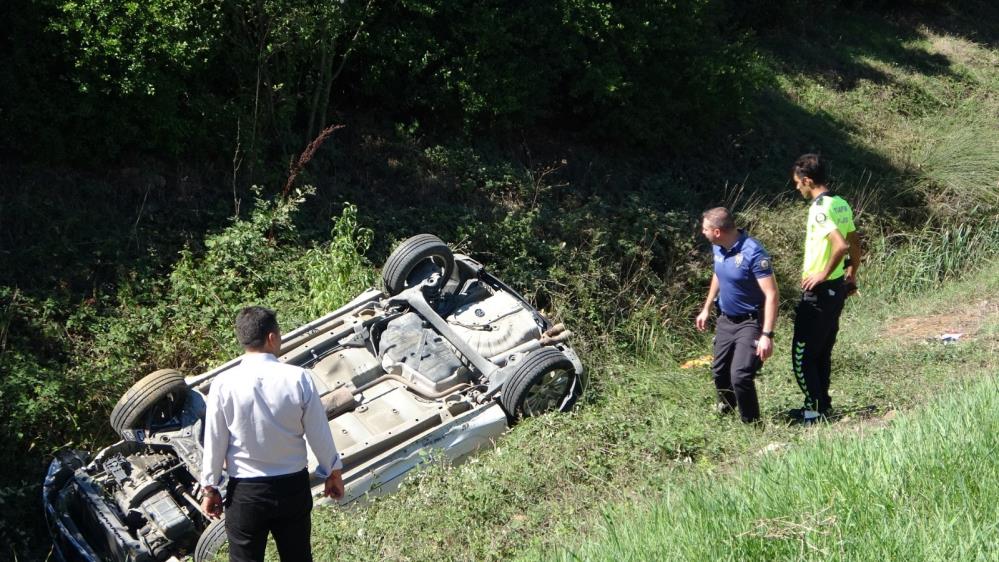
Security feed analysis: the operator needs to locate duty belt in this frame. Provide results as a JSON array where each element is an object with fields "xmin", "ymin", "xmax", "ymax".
[{"xmin": 721, "ymin": 311, "xmax": 760, "ymax": 322}]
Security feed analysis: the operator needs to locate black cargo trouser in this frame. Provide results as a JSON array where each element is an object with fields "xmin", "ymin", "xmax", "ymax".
[
  {"xmin": 224, "ymin": 469, "xmax": 313, "ymax": 562},
  {"xmin": 712, "ymin": 315, "xmax": 762, "ymax": 423},
  {"xmin": 791, "ymin": 278, "xmax": 847, "ymax": 412}
]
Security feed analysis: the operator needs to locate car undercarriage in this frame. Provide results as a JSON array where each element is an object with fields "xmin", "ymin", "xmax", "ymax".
[{"xmin": 44, "ymin": 234, "xmax": 584, "ymax": 561}]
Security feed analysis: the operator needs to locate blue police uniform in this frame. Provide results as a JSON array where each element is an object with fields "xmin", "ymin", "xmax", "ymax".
[
  {"xmin": 713, "ymin": 232, "xmax": 774, "ymax": 316},
  {"xmin": 711, "ymin": 230, "xmax": 773, "ymax": 422}
]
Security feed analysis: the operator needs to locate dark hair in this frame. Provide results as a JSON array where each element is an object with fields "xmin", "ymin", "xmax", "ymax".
[
  {"xmin": 792, "ymin": 153, "xmax": 828, "ymax": 185},
  {"xmin": 702, "ymin": 207, "xmax": 736, "ymax": 231},
  {"xmin": 234, "ymin": 306, "xmax": 279, "ymax": 349}
]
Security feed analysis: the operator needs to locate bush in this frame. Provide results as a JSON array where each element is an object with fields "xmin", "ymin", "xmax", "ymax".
[
  {"xmin": 354, "ymin": 0, "xmax": 766, "ymax": 145},
  {"xmin": 0, "ymin": 188, "xmax": 377, "ymax": 467},
  {"xmin": 304, "ymin": 204, "xmax": 378, "ymax": 317},
  {"xmin": 7, "ymin": 0, "xmax": 771, "ymax": 163}
]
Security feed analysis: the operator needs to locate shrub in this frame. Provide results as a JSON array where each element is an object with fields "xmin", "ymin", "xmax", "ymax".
[{"xmin": 304, "ymin": 204, "xmax": 378, "ymax": 317}]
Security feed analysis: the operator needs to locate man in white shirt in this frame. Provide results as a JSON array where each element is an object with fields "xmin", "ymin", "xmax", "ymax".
[{"xmin": 201, "ymin": 306, "xmax": 344, "ymax": 561}]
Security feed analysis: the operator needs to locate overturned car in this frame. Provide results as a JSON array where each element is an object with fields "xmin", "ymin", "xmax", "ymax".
[{"xmin": 44, "ymin": 234, "xmax": 584, "ymax": 561}]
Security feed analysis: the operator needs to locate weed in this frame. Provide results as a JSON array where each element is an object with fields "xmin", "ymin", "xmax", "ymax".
[
  {"xmin": 303, "ymin": 204, "xmax": 377, "ymax": 317},
  {"xmin": 863, "ymin": 218, "xmax": 999, "ymax": 300},
  {"xmin": 906, "ymin": 104, "xmax": 999, "ymax": 217}
]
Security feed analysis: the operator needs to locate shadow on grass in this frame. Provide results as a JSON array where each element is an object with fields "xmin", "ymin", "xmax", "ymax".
[
  {"xmin": 908, "ymin": 0, "xmax": 999, "ymax": 49},
  {"xmin": 760, "ymin": 12, "xmax": 955, "ymax": 90},
  {"xmin": 0, "ymin": 165, "xmax": 236, "ymax": 298},
  {"xmin": 311, "ymin": 1, "xmax": 989, "ymax": 254}
]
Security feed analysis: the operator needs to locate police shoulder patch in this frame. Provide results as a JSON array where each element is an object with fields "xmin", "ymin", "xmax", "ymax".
[{"xmin": 758, "ymin": 258, "xmax": 771, "ymax": 270}]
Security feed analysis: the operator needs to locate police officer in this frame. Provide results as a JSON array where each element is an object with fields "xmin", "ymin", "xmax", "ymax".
[
  {"xmin": 789, "ymin": 154, "xmax": 861, "ymax": 423},
  {"xmin": 696, "ymin": 207, "xmax": 779, "ymax": 424}
]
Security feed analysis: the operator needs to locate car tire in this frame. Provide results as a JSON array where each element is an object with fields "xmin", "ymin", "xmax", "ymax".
[
  {"xmin": 194, "ymin": 517, "xmax": 227, "ymax": 562},
  {"xmin": 109, "ymin": 368, "xmax": 187, "ymax": 439},
  {"xmin": 382, "ymin": 234, "xmax": 454, "ymax": 295},
  {"xmin": 501, "ymin": 347, "xmax": 580, "ymax": 420}
]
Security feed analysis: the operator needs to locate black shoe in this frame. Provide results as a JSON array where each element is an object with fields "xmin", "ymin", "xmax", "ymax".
[
  {"xmin": 787, "ymin": 407, "xmax": 830, "ymax": 420},
  {"xmin": 786, "ymin": 407, "xmax": 807, "ymax": 420},
  {"xmin": 801, "ymin": 413, "xmax": 827, "ymax": 426}
]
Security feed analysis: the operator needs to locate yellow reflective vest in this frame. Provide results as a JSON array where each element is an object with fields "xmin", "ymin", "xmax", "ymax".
[{"xmin": 802, "ymin": 193, "xmax": 855, "ymax": 280}]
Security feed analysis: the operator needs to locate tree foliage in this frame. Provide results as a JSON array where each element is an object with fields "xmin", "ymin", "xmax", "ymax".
[
  {"xmin": 50, "ymin": 0, "xmax": 221, "ymax": 96},
  {"xmin": 3, "ymin": 0, "xmax": 769, "ymax": 162}
]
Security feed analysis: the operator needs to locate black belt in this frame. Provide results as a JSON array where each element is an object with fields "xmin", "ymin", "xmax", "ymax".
[
  {"xmin": 804, "ymin": 276, "xmax": 844, "ymax": 294},
  {"xmin": 721, "ymin": 311, "xmax": 759, "ymax": 323}
]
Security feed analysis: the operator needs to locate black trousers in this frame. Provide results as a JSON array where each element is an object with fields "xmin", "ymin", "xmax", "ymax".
[
  {"xmin": 791, "ymin": 278, "xmax": 847, "ymax": 412},
  {"xmin": 712, "ymin": 315, "xmax": 762, "ymax": 423},
  {"xmin": 224, "ymin": 469, "xmax": 313, "ymax": 562}
]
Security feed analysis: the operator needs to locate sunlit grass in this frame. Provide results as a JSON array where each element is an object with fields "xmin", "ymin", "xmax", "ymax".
[
  {"xmin": 559, "ymin": 375, "xmax": 999, "ymax": 561},
  {"xmin": 302, "ymin": 20, "xmax": 999, "ymax": 558}
]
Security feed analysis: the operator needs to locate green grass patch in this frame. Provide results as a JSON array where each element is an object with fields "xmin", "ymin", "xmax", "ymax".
[
  {"xmin": 558, "ymin": 376, "xmax": 999, "ymax": 561},
  {"xmin": 5, "ymin": 4, "xmax": 999, "ymax": 559},
  {"xmin": 303, "ymin": 260, "xmax": 998, "ymax": 561}
]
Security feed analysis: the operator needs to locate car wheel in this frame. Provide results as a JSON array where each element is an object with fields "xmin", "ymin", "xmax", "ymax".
[
  {"xmin": 194, "ymin": 517, "xmax": 227, "ymax": 562},
  {"xmin": 382, "ymin": 234, "xmax": 454, "ymax": 295},
  {"xmin": 501, "ymin": 347, "xmax": 580, "ymax": 420},
  {"xmin": 109, "ymin": 368, "xmax": 187, "ymax": 439}
]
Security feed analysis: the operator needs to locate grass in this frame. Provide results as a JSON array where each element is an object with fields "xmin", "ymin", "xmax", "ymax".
[
  {"xmin": 300, "ymin": 13, "xmax": 999, "ymax": 559},
  {"xmin": 6, "ymin": 4, "xmax": 999, "ymax": 560},
  {"xmin": 758, "ymin": 19, "xmax": 999, "ymax": 217},
  {"xmin": 301, "ymin": 258, "xmax": 997, "ymax": 561},
  {"xmin": 861, "ymin": 218, "xmax": 999, "ymax": 300},
  {"xmin": 558, "ymin": 370, "xmax": 999, "ymax": 561}
]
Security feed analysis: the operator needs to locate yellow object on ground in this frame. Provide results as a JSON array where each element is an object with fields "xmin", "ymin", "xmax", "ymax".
[{"xmin": 680, "ymin": 355, "xmax": 713, "ymax": 369}]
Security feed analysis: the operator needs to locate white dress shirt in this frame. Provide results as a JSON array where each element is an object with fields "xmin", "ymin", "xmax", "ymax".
[{"xmin": 201, "ymin": 352, "xmax": 342, "ymax": 487}]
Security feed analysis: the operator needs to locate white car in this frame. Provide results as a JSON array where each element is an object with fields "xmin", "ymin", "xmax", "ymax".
[{"xmin": 44, "ymin": 234, "xmax": 585, "ymax": 562}]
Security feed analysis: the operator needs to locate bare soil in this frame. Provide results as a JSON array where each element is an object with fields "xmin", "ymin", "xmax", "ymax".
[{"xmin": 884, "ymin": 297, "xmax": 998, "ymax": 343}]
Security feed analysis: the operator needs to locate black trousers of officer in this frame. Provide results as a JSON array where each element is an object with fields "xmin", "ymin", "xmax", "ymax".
[
  {"xmin": 791, "ymin": 277, "xmax": 847, "ymax": 413},
  {"xmin": 712, "ymin": 315, "xmax": 762, "ymax": 423},
  {"xmin": 224, "ymin": 469, "xmax": 313, "ymax": 562}
]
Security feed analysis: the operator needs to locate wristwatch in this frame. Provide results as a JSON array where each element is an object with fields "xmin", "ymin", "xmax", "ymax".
[{"xmin": 761, "ymin": 331, "xmax": 775, "ymax": 339}]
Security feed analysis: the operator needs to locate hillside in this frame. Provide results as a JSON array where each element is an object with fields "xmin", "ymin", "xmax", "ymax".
[
  {"xmin": 1, "ymin": 1, "xmax": 997, "ymax": 560},
  {"xmin": 310, "ymin": 262, "xmax": 998, "ymax": 561},
  {"xmin": 557, "ymin": 266, "xmax": 998, "ymax": 561}
]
